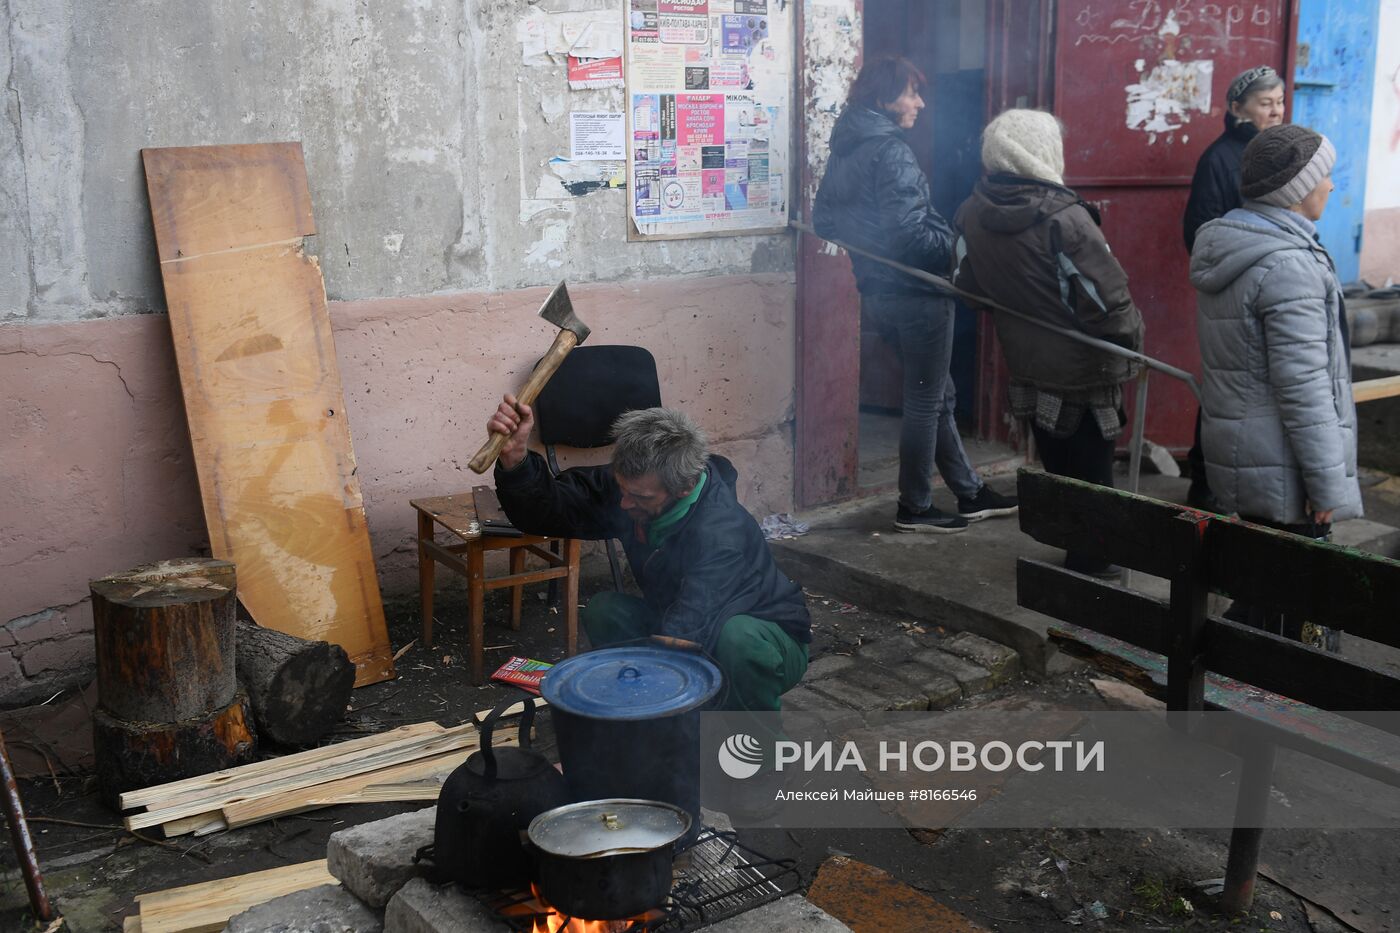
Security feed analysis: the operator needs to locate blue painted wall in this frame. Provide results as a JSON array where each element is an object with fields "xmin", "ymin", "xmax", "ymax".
[{"xmin": 1293, "ymin": 0, "xmax": 1381, "ymax": 283}]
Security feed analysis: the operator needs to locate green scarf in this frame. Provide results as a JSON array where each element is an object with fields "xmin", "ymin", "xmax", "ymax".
[{"xmin": 644, "ymin": 471, "xmax": 707, "ymax": 547}]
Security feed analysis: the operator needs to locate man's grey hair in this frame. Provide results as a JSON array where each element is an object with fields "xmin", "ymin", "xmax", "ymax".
[{"xmin": 611, "ymin": 407, "xmax": 709, "ymax": 495}]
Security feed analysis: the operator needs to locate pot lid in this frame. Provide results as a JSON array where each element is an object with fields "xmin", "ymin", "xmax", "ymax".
[
  {"xmin": 528, "ymin": 799, "xmax": 691, "ymax": 858},
  {"xmin": 540, "ymin": 647, "xmax": 721, "ymax": 721}
]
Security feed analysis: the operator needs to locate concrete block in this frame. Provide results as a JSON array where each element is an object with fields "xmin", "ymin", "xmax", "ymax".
[
  {"xmin": 853, "ymin": 634, "xmax": 921, "ymax": 667},
  {"xmin": 1141, "ymin": 440, "xmax": 1181, "ymax": 477},
  {"xmin": 18, "ymin": 634, "xmax": 94, "ymax": 677},
  {"xmin": 703, "ymin": 895, "xmax": 852, "ymax": 932},
  {"xmin": 780, "ymin": 685, "xmax": 865, "ymax": 733},
  {"xmin": 804, "ymin": 654, "xmax": 856, "ymax": 680},
  {"xmin": 888, "ymin": 665, "xmax": 962, "ymax": 709},
  {"xmin": 8, "ymin": 609, "xmax": 68, "ymax": 645},
  {"xmin": 700, "ymin": 806, "xmax": 734, "ymax": 833},
  {"xmin": 808, "ymin": 665, "xmax": 928, "ymax": 712},
  {"xmin": 938, "ymin": 633, "xmax": 1020, "ymax": 685},
  {"xmin": 384, "ymin": 878, "xmax": 508, "ymax": 933},
  {"xmin": 223, "ymin": 883, "xmax": 383, "ymax": 933},
  {"xmin": 327, "ymin": 806, "xmax": 437, "ymax": 908},
  {"xmin": 912, "ymin": 648, "xmax": 993, "ymax": 695}
]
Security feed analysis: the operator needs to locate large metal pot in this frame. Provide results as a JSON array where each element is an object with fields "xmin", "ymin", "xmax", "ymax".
[
  {"xmin": 540, "ymin": 647, "xmax": 721, "ymax": 838},
  {"xmin": 528, "ymin": 799, "xmax": 691, "ymax": 920}
]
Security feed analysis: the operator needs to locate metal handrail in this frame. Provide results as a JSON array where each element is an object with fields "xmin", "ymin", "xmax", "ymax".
[{"xmin": 791, "ymin": 218, "xmax": 1195, "ymax": 499}]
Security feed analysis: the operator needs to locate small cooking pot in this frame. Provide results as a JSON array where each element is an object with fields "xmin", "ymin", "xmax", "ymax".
[
  {"xmin": 418, "ymin": 694, "xmax": 570, "ymax": 889},
  {"xmin": 528, "ymin": 799, "xmax": 691, "ymax": 920},
  {"xmin": 541, "ymin": 647, "xmax": 721, "ymax": 840}
]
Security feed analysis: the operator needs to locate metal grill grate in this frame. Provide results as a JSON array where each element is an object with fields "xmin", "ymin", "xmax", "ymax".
[{"xmin": 481, "ymin": 828, "xmax": 800, "ymax": 932}]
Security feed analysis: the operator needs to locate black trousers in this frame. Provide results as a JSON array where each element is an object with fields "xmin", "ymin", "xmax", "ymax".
[
  {"xmin": 1187, "ymin": 407, "xmax": 1213, "ymax": 497},
  {"xmin": 1032, "ymin": 416, "xmax": 1116, "ymax": 572},
  {"xmin": 1223, "ymin": 516, "xmax": 1339, "ymax": 650}
]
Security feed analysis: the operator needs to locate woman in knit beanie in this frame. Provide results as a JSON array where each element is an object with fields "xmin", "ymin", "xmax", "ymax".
[
  {"xmin": 1180, "ymin": 65, "xmax": 1286, "ymax": 511},
  {"xmin": 954, "ymin": 109, "xmax": 1144, "ymax": 578},
  {"xmin": 1189, "ymin": 124, "xmax": 1357, "ymax": 647}
]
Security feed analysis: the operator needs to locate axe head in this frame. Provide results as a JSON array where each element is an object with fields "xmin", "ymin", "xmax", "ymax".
[{"xmin": 537, "ymin": 281, "xmax": 590, "ymax": 345}]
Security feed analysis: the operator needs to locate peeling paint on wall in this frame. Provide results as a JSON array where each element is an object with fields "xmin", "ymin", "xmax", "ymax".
[
  {"xmin": 1125, "ymin": 58, "xmax": 1213, "ymax": 134},
  {"xmin": 802, "ymin": 0, "xmax": 861, "ymax": 205}
]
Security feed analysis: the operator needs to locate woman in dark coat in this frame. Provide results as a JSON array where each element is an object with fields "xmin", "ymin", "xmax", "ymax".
[
  {"xmin": 955, "ymin": 109, "xmax": 1145, "ymax": 577},
  {"xmin": 813, "ymin": 55, "xmax": 1016, "ymax": 534},
  {"xmin": 1181, "ymin": 66, "xmax": 1286, "ymax": 509}
]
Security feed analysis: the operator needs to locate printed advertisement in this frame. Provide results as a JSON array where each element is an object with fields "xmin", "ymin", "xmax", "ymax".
[
  {"xmin": 567, "ymin": 55, "xmax": 624, "ymax": 90},
  {"xmin": 626, "ymin": 0, "xmax": 789, "ymax": 235}
]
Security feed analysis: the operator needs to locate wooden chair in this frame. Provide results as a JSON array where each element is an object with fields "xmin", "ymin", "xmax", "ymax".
[{"xmin": 411, "ymin": 491, "xmax": 579, "ymax": 684}]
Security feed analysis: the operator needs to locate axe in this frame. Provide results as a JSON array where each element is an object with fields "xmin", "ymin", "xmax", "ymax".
[{"xmin": 468, "ymin": 281, "xmax": 590, "ymax": 473}]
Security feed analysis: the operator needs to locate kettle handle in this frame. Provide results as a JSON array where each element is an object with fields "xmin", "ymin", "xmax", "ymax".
[{"xmin": 472, "ymin": 693, "xmax": 538, "ymax": 780}]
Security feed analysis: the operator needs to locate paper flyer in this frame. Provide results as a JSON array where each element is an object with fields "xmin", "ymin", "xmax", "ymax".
[
  {"xmin": 570, "ymin": 112, "xmax": 626, "ymax": 160},
  {"xmin": 568, "ymin": 56, "xmax": 624, "ymax": 89},
  {"xmin": 627, "ymin": 0, "xmax": 788, "ymax": 234}
]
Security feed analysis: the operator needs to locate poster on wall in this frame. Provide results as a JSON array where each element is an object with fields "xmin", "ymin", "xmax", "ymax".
[{"xmin": 626, "ymin": 0, "xmax": 791, "ymax": 238}]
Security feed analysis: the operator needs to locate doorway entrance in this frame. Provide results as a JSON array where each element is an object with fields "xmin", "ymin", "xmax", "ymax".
[
  {"xmin": 855, "ymin": 0, "xmax": 990, "ymax": 491},
  {"xmin": 795, "ymin": 1, "xmax": 1297, "ymax": 509}
]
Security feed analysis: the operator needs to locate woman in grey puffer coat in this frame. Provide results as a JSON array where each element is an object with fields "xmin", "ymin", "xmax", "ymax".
[{"xmin": 1191, "ymin": 124, "xmax": 1361, "ymax": 533}]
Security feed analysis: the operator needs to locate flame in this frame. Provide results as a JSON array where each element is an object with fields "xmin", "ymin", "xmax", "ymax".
[{"xmin": 528, "ymin": 884, "xmax": 636, "ymax": 933}]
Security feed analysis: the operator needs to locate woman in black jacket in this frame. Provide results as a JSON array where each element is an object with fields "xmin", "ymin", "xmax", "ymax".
[
  {"xmin": 813, "ymin": 55, "xmax": 1016, "ymax": 534},
  {"xmin": 1181, "ymin": 66, "xmax": 1285, "ymax": 509}
]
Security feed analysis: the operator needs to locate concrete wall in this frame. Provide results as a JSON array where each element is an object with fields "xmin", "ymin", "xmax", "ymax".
[
  {"xmin": 1362, "ymin": 0, "xmax": 1400, "ymax": 284},
  {"xmin": 0, "ymin": 276, "xmax": 797, "ymax": 706},
  {"xmin": 0, "ymin": 0, "xmax": 800, "ymax": 706}
]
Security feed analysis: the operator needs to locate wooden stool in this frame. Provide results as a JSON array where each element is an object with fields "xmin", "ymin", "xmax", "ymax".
[{"xmin": 411, "ymin": 492, "xmax": 580, "ymax": 684}]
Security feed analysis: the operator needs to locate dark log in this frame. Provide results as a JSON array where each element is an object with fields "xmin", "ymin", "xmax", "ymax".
[
  {"xmin": 91, "ymin": 558, "xmax": 237, "ymax": 723},
  {"xmin": 235, "ymin": 620, "xmax": 354, "ymax": 747},
  {"xmin": 93, "ymin": 691, "xmax": 256, "ymax": 806}
]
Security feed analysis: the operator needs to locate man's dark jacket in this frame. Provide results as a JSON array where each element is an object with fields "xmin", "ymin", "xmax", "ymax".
[
  {"xmin": 494, "ymin": 452, "xmax": 811, "ymax": 652},
  {"xmin": 813, "ymin": 104, "xmax": 954, "ymax": 297},
  {"xmin": 1183, "ymin": 116, "xmax": 1258, "ymax": 252}
]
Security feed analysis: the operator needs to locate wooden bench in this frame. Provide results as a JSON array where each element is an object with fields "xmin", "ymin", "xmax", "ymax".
[{"xmin": 1014, "ymin": 469, "xmax": 1400, "ymax": 913}]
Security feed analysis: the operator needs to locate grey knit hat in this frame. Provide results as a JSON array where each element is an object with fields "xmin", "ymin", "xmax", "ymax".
[{"xmin": 1240, "ymin": 124, "xmax": 1336, "ymax": 207}]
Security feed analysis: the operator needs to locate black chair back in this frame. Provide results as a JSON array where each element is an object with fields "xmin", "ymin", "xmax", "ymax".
[{"xmin": 534, "ymin": 345, "xmax": 663, "ymax": 450}]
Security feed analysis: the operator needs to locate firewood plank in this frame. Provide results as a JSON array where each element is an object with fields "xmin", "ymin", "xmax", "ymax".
[
  {"xmin": 119, "ymin": 721, "xmax": 443, "ymax": 811},
  {"xmin": 135, "ymin": 859, "xmax": 334, "ymax": 933}
]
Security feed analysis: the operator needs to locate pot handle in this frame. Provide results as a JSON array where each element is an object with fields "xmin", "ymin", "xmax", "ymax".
[{"xmin": 473, "ymin": 693, "xmax": 537, "ymax": 779}]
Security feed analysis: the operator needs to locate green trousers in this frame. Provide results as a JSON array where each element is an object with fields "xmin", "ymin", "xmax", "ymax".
[{"xmin": 581, "ymin": 591, "xmax": 808, "ymax": 712}]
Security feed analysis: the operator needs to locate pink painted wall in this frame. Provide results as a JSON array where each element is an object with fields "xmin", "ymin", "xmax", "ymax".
[
  {"xmin": 1362, "ymin": 207, "xmax": 1400, "ymax": 284},
  {"xmin": 0, "ymin": 273, "xmax": 797, "ymax": 705}
]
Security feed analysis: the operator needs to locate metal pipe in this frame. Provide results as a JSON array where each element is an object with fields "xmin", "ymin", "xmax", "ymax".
[
  {"xmin": 0, "ymin": 727, "xmax": 56, "ymax": 923},
  {"xmin": 1221, "ymin": 740, "xmax": 1279, "ymax": 914},
  {"xmin": 790, "ymin": 220, "xmax": 1202, "ymax": 399},
  {"xmin": 1127, "ymin": 368, "xmax": 1150, "ymax": 496}
]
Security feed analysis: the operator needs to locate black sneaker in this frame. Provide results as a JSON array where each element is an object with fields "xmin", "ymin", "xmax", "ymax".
[
  {"xmin": 957, "ymin": 486, "xmax": 1019, "ymax": 522},
  {"xmin": 894, "ymin": 505, "xmax": 969, "ymax": 534}
]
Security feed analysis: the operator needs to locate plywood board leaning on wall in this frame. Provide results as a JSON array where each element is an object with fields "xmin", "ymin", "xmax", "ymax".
[{"xmin": 141, "ymin": 142, "xmax": 394, "ymax": 687}]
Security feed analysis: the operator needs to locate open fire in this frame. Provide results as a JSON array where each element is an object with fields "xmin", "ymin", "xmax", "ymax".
[{"xmin": 518, "ymin": 883, "xmax": 663, "ymax": 933}]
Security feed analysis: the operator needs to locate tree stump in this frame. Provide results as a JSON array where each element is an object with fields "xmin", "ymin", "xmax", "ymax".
[
  {"xmin": 90, "ymin": 558, "xmax": 256, "ymax": 804},
  {"xmin": 92, "ymin": 693, "xmax": 256, "ymax": 803},
  {"xmin": 235, "ymin": 620, "xmax": 355, "ymax": 747},
  {"xmin": 92, "ymin": 559, "xmax": 238, "ymax": 722}
]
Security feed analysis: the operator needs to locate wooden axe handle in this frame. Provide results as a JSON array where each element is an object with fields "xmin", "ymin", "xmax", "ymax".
[{"xmin": 468, "ymin": 328, "xmax": 580, "ymax": 474}]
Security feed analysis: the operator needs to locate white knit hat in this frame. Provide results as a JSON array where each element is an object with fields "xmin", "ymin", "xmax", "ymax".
[{"xmin": 981, "ymin": 109, "xmax": 1065, "ymax": 185}]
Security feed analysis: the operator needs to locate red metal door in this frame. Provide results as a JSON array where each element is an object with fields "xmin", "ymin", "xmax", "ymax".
[{"xmin": 1053, "ymin": 1, "xmax": 1295, "ymax": 451}]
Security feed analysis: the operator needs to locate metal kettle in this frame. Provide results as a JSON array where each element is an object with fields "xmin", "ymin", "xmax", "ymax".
[{"xmin": 418, "ymin": 694, "xmax": 571, "ymax": 889}]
